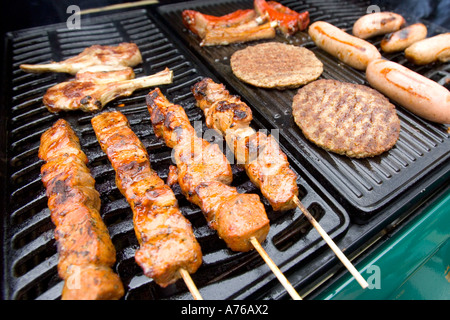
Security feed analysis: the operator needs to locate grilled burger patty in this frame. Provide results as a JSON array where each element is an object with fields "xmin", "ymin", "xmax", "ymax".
[
  {"xmin": 230, "ymin": 42, "xmax": 323, "ymax": 89},
  {"xmin": 292, "ymin": 79, "xmax": 400, "ymax": 158}
]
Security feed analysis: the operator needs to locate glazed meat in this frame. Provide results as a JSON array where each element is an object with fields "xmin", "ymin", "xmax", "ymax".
[
  {"xmin": 200, "ymin": 20, "xmax": 277, "ymax": 46},
  {"xmin": 146, "ymin": 88, "xmax": 270, "ymax": 252},
  {"xmin": 182, "ymin": 8, "xmax": 276, "ymax": 46},
  {"xmin": 254, "ymin": 0, "xmax": 310, "ymax": 35},
  {"xmin": 192, "ymin": 78, "xmax": 298, "ymax": 211},
  {"xmin": 38, "ymin": 119, "xmax": 124, "ymax": 300},
  {"xmin": 182, "ymin": 9, "xmax": 258, "ymax": 38},
  {"xmin": 43, "ymin": 68, "xmax": 173, "ymax": 112},
  {"xmin": 20, "ymin": 43, "xmax": 143, "ymax": 74},
  {"xmin": 91, "ymin": 111, "xmax": 202, "ymax": 287}
]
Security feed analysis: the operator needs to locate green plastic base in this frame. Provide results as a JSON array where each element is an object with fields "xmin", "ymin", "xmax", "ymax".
[{"xmin": 316, "ymin": 190, "xmax": 450, "ymax": 300}]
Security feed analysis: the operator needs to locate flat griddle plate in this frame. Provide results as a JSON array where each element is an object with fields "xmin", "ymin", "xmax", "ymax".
[{"xmin": 156, "ymin": 0, "xmax": 450, "ymax": 223}]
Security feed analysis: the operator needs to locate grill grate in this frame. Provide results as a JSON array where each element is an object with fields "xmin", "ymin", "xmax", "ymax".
[
  {"xmin": 2, "ymin": 8, "xmax": 349, "ymax": 300},
  {"xmin": 157, "ymin": 0, "xmax": 450, "ymax": 223}
]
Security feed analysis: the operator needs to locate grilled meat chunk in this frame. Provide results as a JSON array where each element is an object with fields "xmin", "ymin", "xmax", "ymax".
[
  {"xmin": 20, "ymin": 43, "xmax": 142, "ymax": 74},
  {"xmin": 75, "ymin": 66, "xmax": 135, "ymax": 82},
  {"xmin": 39, "ymin": 119, "xmax": 124, "ymax": 300},
  {"xmin": 192, "ymin": 78, "xmax": 298, "ymax": 211},
  {"xmin": 43, "ymin": 68, "xmax": 173, "ymax": 113},
  {"xmin": 200, "ymin": 20, "xmax": 277, "ymax": 46},
  {"xmin": 182, "ymin": 9, "xmax": 258, "ymax": 38},
  {"xmin": 147, "ymin": 88, "xmax": 270, "ymax": 252},
  {"xmin": 292, "ymin": 79, "xmax": 400, "ymax": 158},
  {"xmin": 181, "ymin": 8, "xmax": 276, "ymax": 46},
  {"xmin": 91, "ymin": 111, "xmax": 202, "ymax": 287},
  {"xmin": 254, "ymin": 0, "xmax": 310, "ymax": 35}
]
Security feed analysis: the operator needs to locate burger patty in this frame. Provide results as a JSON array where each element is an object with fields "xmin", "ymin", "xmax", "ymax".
[
  {"xmin": 292, "ymin": 79, "xmax": 400, "ymax": 158},
  {"xmin": 230, "ymin": 42, "xmax": 323, "ymax": 89}
]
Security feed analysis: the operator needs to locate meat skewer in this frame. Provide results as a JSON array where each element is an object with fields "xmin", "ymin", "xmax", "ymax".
[
  {"xmin": 38, "ymin": 119, "xmax": 124, "ymax": 300},
  {"xmin": 146, "ymin": 88, "xmax": 301, "ymax": 300},
  {"xmin": 192, "ymin": 78, "xmax": 369, "ymax": 289},
  {"xmin": 91, "ymin": 111, "xmax": 203, "ymax": 298},
  {"xmin": 192, "ymin": 78, "xmax": 299, "ymax": 211},
  {"xmin": 43, "ymin": 68, "xmax": 173, "ymax": 113},
  {"xmin": 20, "ymin": 42, "xmax": 143, "ymax": 75}
]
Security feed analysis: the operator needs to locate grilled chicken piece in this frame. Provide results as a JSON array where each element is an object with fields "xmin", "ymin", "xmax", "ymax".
[
  {"xmin": 20, "ymin": 43, "xmax": 142, "ymax": 74},
  {"xmin": 182, "ymin": 9, "xmax": 258, "ymax": 38},
  {"xmin": 75, "ymin": 66, "xmax": 135, "ymax": 82},
  {"xmin": 91, "ymin": 111, "xmax": 202, "ymax": 287},
  {"xmin": 147, "ymin": 88, "xmax": 270, "ymax": 252},
  {"xmin": 254, "ymin": 0, "xmax": 309, "ymax": 35},
  {"xmin": 39, "ymin": 119, "xmax": 124, "ymax": 300},
  {"xmin": 192, "ymin": 78, "xmax": 298, "ymax": 211},
  {"xmin": 43, "ymin": 68, "xmax": 173, "ymax": 113}
]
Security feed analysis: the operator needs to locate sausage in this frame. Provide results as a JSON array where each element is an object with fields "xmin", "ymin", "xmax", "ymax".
[
  {"xmin": 308, "ymin": 21, "xmax": 381, "ymax": 70},
  {"xmin": 353, "ymin": 12, "xmax": 405, "ymax": 39},
  {"xmin": 366, "ymin": 59, "xmax": 450, "ymax": 124},
  {"xmin": 404, "ymin": 33, "xmax": 450, "ymax": 65},
  {"xmin": 381, "ymin": 23, "xmax": 427, "ymax": 53}
]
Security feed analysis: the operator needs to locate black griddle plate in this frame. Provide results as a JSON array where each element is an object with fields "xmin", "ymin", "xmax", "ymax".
[
  {"xmin": 1, "ymin": 7, "xmax": 349, "ymax": 300},
  {"xmin": 156, "ymin": 0, "xmax": 450, "ymax": 223}
]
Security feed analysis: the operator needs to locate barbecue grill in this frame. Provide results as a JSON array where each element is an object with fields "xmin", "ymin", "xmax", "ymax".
[{"xmin": 1, "ymin": 0, "xmax": 449, "ymax": 301}]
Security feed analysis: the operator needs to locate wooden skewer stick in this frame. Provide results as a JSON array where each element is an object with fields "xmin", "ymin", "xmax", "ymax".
[
  {"xmin": 293, "ymin": 196, "xmax": 369, "ymax": 289},
  {"xmin": 179, "ymin": 268, "xmax": 203, "ymax": 300},
  {"xmin": 250, "ymin": 237, "xmax": 302, "ymax": 300}
]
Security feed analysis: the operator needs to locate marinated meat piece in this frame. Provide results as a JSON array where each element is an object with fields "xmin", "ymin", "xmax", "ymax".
[
  {"xmin": 292, "ymin": 79, "xmax": 400, "ymax": 158},
  {"xmin": 181, "ymin": 7, "xmax": 276, "ymax": 46},
  {"xmin": 200, "ymin": 20, "xmax": 277, "ymax": 46},
  {"xmin": 192, "ymin": 78, "xmax": 298, "ymax": 211},
  {"xmin": 43, "ymin": 68, "xmax": 173, "ymax": 112},
  {"xmin": 254, "ymin": 0, "xmax": 310, "ymax": 35},
  {"xmin": 91, "ymin": 111, "xmax": 202, "ymax": 287},
  {"xmin": 147, "ymin": 88, "xmax": 270, "ymax": 252},
  {"xmin": 20, "ymin": 43, "xmax": 143, "ymax": 74},
  {"xmin": 182, "ymin": 9, "xmax": 258, "ymax": 38},
  {"xmin": 39, "ymin": 119, "xmax": 124, "ymax": 300}
]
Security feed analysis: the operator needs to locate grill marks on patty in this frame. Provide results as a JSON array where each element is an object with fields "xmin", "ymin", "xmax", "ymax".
[{"xmin": 292, "ymin": 79, "xmax": 400, "ymax": 158}]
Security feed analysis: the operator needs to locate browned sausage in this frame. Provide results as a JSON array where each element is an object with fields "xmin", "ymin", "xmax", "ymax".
[
  {"xmin": 353, "ymin": 12, "xmax": 405, "ymax": 39},
  {"xmin": 366, "ymin": 59, "xmax": 450, "ymax": 124},
  {"xmin": 404, "ymin": 33, "xmax": 450, "ymax": 65},
  {"xmin": 381, "ymin": 23, "xmax": 427, "ymax": 53},
  {"xmin": 308, "ymin": 21, "xmax": 381, "ymax": 70}
]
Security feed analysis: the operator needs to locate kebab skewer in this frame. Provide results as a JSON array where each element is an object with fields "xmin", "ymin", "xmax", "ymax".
[
  {"xmin": 146, "ymin": 88, "xmax": 301, "ymax": 300},
  {"xmin": 91, "ymin": 111, "xmax": 203, "ymax": 299},
  {"xmin": 192, "ymin": 78, "xmax": 369, "ymax": 289},
  {"xmin": 38, "ymin": 119, "xmax": 124, "ymax": 300}
]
